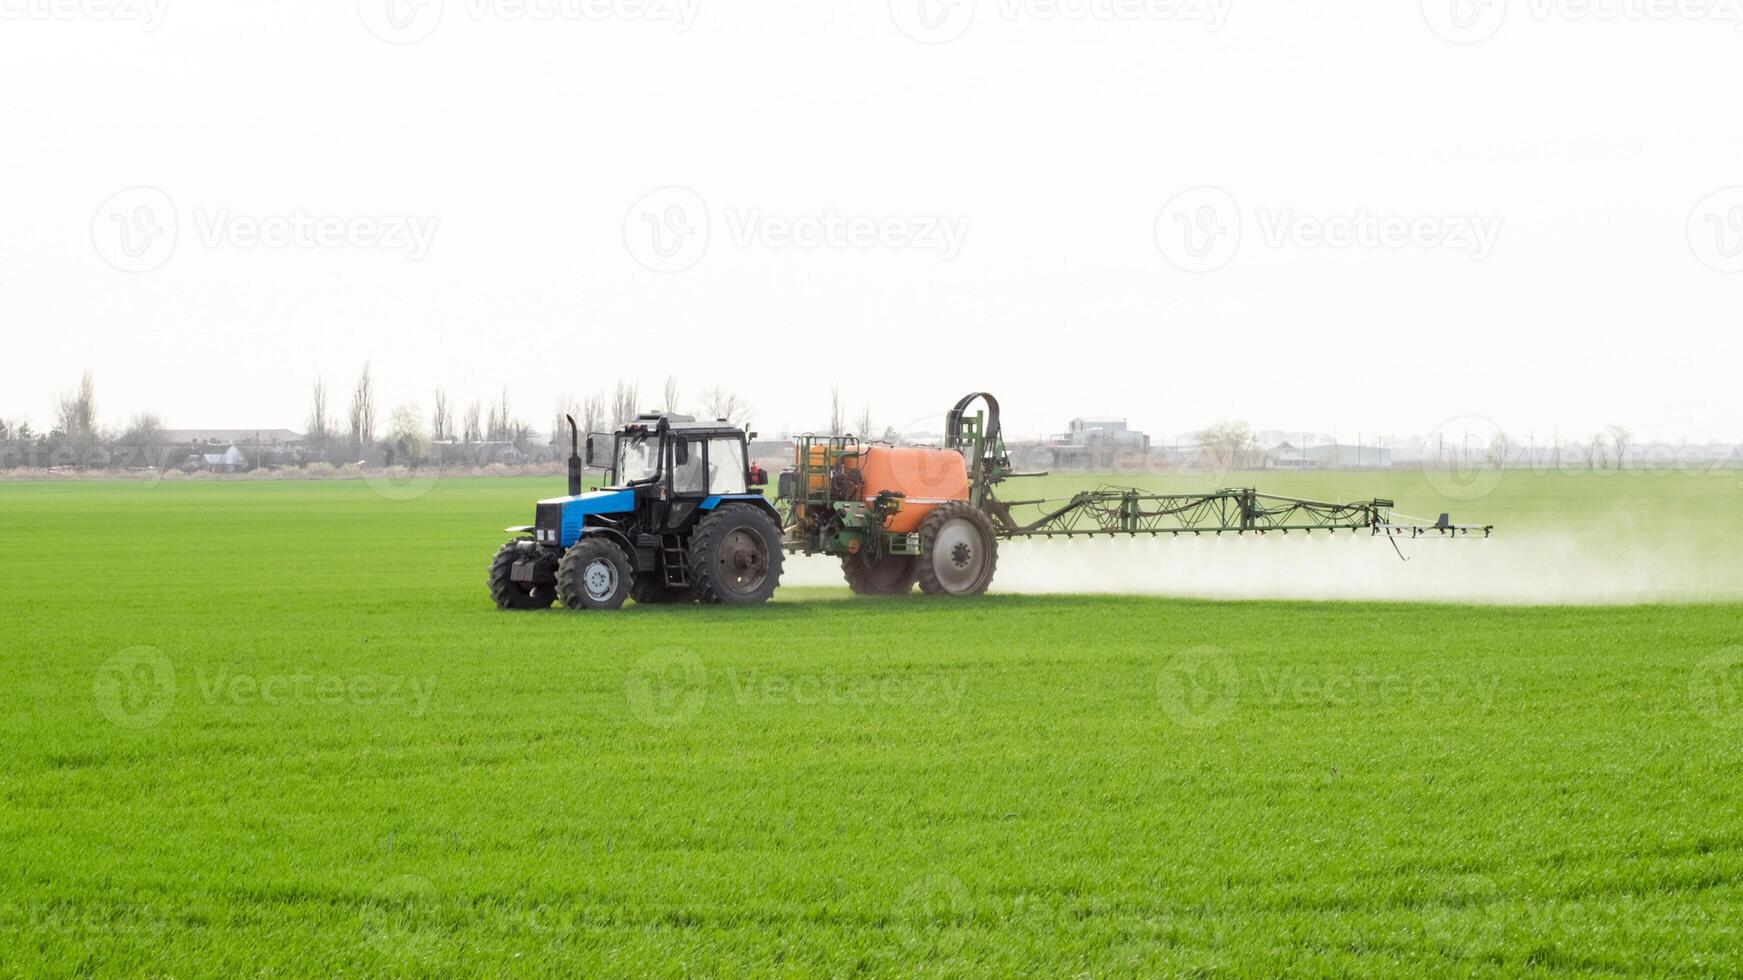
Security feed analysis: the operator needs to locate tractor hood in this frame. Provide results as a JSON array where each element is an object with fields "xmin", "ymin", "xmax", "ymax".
[
  {"xmin": 536, "ymin": 489, "xmax": 635, "ymax": 548},
  {"xmin": 538, "ymin": 489, "xmax": 635, "ymax": 513}
]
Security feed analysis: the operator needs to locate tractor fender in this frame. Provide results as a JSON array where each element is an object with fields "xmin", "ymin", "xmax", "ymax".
[
  {"xmin": 699, "ymin": 495, "xmax": 782, "ymax": 524},
  {"xmin": 577, "ymin": 525, "xmax": 637, "ymax": 560}
]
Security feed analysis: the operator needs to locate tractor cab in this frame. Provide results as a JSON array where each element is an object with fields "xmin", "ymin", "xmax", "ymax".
[{"xmin": 489, "ymin": 412, "xmax": 781, "ymax": 612}]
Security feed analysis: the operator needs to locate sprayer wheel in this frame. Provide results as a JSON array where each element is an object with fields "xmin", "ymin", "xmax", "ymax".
[
  {"xmin": 916, "ymin": 502, "xmax": 999, "ymax": 598},
  {"xmin": 841, "ymin": 552, "xmax": 919, "ymax": 596}
]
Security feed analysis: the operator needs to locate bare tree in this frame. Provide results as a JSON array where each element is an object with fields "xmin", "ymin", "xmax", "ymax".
[
  {"xmin": 1485, "ymin": 430, "xmax": 1513, "ymax": 469},
  {"xmin": 1195, "ymin": 421, "xmax": 1257, "ymax": 472},
  {"xmin": 388, "ymin": 404, "xmax": 429, "ymax": 462},
  {"xmin": 119, "ymin": 412, "xmax": 164, "ymax": 466},
  {"xmin": 856, "ymin": 403, "xmax": 874, "ymax": 439},
  {"xmin": 551, "ymin": 396, "xmax": 582, "ymax": 449},
  {"xmin": 348, "ymin": 362, "xmax": 376, "ymax": 457},
  {"xmin": 611, "ymin": 380, "xmax": 641, "ymax": 428},
  {"xmin": 827, "ymin": 386, "xmax": 844, "ymax": 435},
  {"xmin": 700, "ymin": 385, "xmax": 753, "ymax": 427},
  {"xmin": 463, "ymin": 400, "xmax": 483, "ymax": 444},
  {"xmin": 581, "ymin": 392, "xmax": 605, "ymax": 439},
  {"xmin": 663, "ymin": 375, "xmax": 680, "ymax": 415},
  {"xmin": 307, "ymin": 379, "xmax": 334, "ymax": 449},
  {"xmin": 1607, "ymin": 425, "xmax": 1631, "ymax": 470},
  {"xmin": 432, "ymin": 388, "xmax": 452, "ymax": 443},
  {"xmin": 56, "ymin": 370, "xmax": 100, "ymax": 447}
]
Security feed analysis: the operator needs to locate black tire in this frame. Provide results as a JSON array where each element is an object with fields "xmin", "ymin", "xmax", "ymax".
[
  {"xmin": 916, "ymin": 501, "xmax": 999, "ymax": 597},
  {"xmin": 488, "ymin": 539, "xmax": 557, "ymax": 611},
  {"xmin": 841, "ymin": 552, "xmax": 918, "ymax": 596},
  {"xmin": 556, "ymin": 537, "xmax": 634, "ymax": 610},
  {"xmin": 688, "ymin": 504, "xmax": 784, "ymax": 605}
]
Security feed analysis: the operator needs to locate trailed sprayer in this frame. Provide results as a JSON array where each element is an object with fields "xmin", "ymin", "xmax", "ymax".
[{"xmin": 489, "ymin": 393, "xmax": 1489, "ymax": 610}]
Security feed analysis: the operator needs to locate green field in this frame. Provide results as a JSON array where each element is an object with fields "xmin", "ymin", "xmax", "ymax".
[{"xmin": 3, "ymin": 473, "xmax": 1742, "ymax": 975}]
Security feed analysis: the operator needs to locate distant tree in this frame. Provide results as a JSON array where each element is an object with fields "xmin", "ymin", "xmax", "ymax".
[
  {"xmin": 551, "ymin": 396, "xmax": 583, "ymax": 449},
  {"xmin": 56, "ymin": 370, "xmax": 100, "ymax": 449},
  {"xmin": 700, "ymin": 386, "xmax": 753, "ymax": 427},
  {"xmin": 581, "ymin": 392, "xmax": 605, "ymax": 439},
  {"xmin": 463, "ymin": 400, "xmax": 483, "ymax": 444},
  {"xmin": 119, "ymin": 413, "xmax": 165, "ymax": 466},
  {"xmin": 663, "ymin": 375, "xmax": 680, "ymax": 415},
  {"xmin": 827, "ymin": 386, "xmax": 844, "ymax": 435},
  {"xmin": 348, "ymin": 363, "xmax": 376, "ymax": 457},
  {"xmin": 856, "ymin": 403, "xmax": 874, "ymax": 439},
  {"xmin": 611, "ymin": 380, "xmax": 641, "ymax": 428},
  {"xmin": 389, "ymin": 404, "xmax": 429, "ymax": 462},
  {"xmin": 1195, "ymin": 421, "xmax": 1257, "ymax": 472},
  {"xmin": 306, "ymin": 378, "xmax": 335, "ymax": 449},
  {"xmin": 1607, "ymin": 425, "xmax": 1631, "ymax": 470},
  {"xmin": 1485, "ymin": 430, "xmax": 1512, "ymax": 469},
  {"xmin": 432, "ymin": 388, "xmax": 452, "ymax": 443}
]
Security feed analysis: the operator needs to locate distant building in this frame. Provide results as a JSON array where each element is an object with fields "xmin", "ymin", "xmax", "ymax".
[
  {"xmin": 1266, "ymin": 442, "xmax": 1392, "ymax": 469},
  {"xmin": 192, "ymin": 445, "xmax": 248, "ymax": 472},
  {"xmin": 1045, "ymin": 417, "xmax": 1150, "ymax": 468},
  {"xmin": 162, "ymin": 429, "xmax": 305, "ymax": 447}
]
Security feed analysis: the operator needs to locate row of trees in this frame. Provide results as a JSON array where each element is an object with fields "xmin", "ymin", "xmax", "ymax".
[{"xmin": 0, "ymin": 368, "xmax": 760, "ymax": 471}]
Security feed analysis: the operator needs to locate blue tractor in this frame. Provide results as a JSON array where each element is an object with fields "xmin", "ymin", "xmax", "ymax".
[{"xmin": 488, "ymin": 413, "xmax": 781, "ymax": 610}]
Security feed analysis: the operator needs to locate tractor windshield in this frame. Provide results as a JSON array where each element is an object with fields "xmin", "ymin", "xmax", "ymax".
[{"xmin": 615, "ymin": 434, "xmax": 659, "ymax": 484}]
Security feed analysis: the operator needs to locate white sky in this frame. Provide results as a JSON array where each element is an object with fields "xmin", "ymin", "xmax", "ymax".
[{"xmin": 2, "ymin": 0, "xmax": 1739, "ymax": 443}]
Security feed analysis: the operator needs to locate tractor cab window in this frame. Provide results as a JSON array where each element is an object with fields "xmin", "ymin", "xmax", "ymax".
[
  {"xmin": 670, "ymin": 436, "xmax": 707, "ymax": 495},
  {"xmin": 616, "ymin": 435, "xmax": 659, "ymax": 484},
  {"xmin": 707, "ymin": 437, "xmax": 747, "ymax": 494}
]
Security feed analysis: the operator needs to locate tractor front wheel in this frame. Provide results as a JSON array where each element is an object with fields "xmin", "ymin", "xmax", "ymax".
[
  {"xmin": 841, "ymin": 552, "xmax": 918, "ymax": 596},
  {"xmin": 488, "ymin": 540, "xmax": 557, "ymax": 611},
  {"xmin": 916, "ymin": 502, "xmax": 999, "ymax": 597},
  {"xmin": 557, "ymin": 537, "xmax": 634, "ymax": 610},
  {"xmin": 688, "ymin": 504, "xmax": 784, "ymax": 605}
]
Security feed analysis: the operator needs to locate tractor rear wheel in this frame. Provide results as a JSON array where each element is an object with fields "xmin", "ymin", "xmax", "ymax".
[
  {"xmin": 488, "ymin": 540, "xmax": 557, "ymax": 611},
  {"xmin": 916, "ymin": 501, "xmax": 999, "ymax": 597},
  {"xmin": 841, "ymin": 552, "xmax": 918, "ymax": 596},
  {"xmin": 688, "ymin": 504, "xmax": 783, "ymax": 605},
  {"xmin": 557, "ymin": 537, "xmax": 634, "ymax": 610}
]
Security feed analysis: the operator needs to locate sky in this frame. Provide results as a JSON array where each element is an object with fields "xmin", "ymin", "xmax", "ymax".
[{"xmin": 1, "ymin": 0, "xmax": 1740, "ymax": 444}]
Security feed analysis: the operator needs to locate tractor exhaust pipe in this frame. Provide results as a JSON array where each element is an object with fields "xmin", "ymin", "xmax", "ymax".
[{"xmin": 565, "ymin": 414, "xmax": 582, "ymax": 497}]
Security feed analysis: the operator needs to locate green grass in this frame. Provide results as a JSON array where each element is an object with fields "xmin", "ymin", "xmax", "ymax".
[{"xmin": 2, "ymin": 475, "xmax": 1741, "ymax": 976}]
